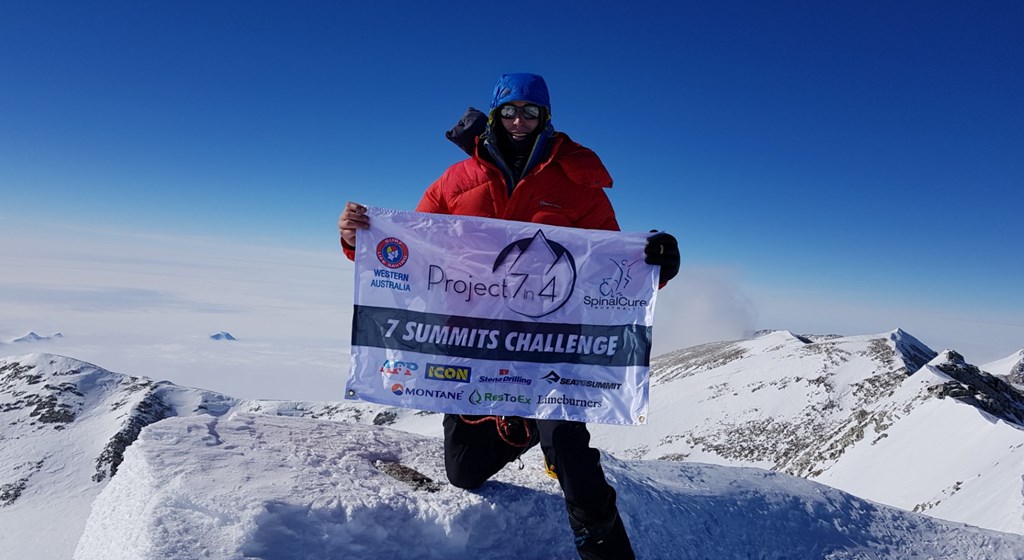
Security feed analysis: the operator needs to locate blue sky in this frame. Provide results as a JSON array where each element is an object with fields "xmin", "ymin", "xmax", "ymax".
[{"xmin": 1, "ymin": 1, "xmax": 1022, "ymax": 360}]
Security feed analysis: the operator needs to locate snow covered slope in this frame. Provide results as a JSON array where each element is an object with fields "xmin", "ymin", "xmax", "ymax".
[
  {"xmin": 6, "ymin": 339, "xmax": 1024, "ymax": 559},
  {"xmin": 590, "ymin": 329, "xmax": 1024, "ymax": 533},
  {"xmin": 984, "ymin": 349, "xmax": 1024, "ymax": 385},
  {"xmin": 0, "ymin": 354, "xmax": 237, "ymax": 559},
  {"xmin": 73, "ymin": 412, "xmax": 1024, "ymax": 560}
]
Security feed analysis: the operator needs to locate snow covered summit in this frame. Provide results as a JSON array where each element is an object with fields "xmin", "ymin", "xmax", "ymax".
[{"xmin": 73, "ymin": 412, "xmax": 1024, "ymax": 560}]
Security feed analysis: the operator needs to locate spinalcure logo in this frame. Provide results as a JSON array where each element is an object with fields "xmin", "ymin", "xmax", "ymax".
[
  {"xmin": 585, "ymin": 257, "xmax": 650, "ymax": 310},
  {"xmin": 425, "ymin": 229, "xmax": 577, "ymax": 319},
  {"xmin": 425, "ymin": 363, "xmax": 471, "ymax": 383},
  {"xmin": 376, "ymin": 237, "xmax": 409, "ymax": 269},
  {"xmin": 541, "ymin": 370, "xmax": 623, "ymax": 391}
]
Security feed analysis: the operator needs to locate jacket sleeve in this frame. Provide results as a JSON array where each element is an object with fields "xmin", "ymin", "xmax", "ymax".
[
  {"xmin": 415, "ymin": 175, "xmax": 450, "ymax": 214},
  {"xmin": 341, "ymin": 236, "xmax": 356, "ymax": 261},
  {"xmin": 592, "ymin": 191, "xmax": 620, "ymax": 232}
]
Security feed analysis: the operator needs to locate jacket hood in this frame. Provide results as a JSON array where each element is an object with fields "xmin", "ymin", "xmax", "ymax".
[{"xmin": 489, "ymin": 73, "xmax": 551, "ymax": 112}]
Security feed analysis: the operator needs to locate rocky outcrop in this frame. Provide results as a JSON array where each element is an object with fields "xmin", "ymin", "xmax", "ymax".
[{"xmin": 929, "ymin": 351, "xmax": 1024, "ymax": 427}]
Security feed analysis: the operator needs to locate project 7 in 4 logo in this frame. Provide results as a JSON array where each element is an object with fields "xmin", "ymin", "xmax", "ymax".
[{"xmin": 492, "ymin": 230, "xmax": 577, "ymax": 318}]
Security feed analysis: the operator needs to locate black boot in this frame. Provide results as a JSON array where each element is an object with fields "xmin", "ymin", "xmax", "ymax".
[{"xmin": 569, "ymin": 509, "xmax": 635, "ymax": 560}]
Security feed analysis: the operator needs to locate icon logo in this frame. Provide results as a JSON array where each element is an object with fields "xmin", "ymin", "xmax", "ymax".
[
  {"xmin": 542, "ymin": 371, "xmax": 561, "ymax": 384},
  {"xmin": 425, "ymin": 363, "xmax": 472, "ymax": 383},
  {"xmin": 377, "ymin": 237, "xmax": 409, "ymax": 269},
  {"xmin": 469, "ymin": 389, "xmax": 482, "ymax": 405},
  {"xmin": 381, "ymin": 360, "xmax": 417, "ymax": 376},
  {"xmin": 493, "ymin": 230, "xmax": 576, "ymax": 318},
  {"xmin": 499, "ymin": 368, "xmax": 510, "ymax": 376},
  {"xmin": 390, "ymin": 383, "xmax": 405, "ymax": 396}
]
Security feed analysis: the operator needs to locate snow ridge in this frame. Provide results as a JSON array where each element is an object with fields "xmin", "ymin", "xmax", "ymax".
[
  {"xmin": 590, "ymin": 329, "xmax": 1024, "ymax": 534},
  {"xmin": 5, "ymin": 337, "xmax": 1024, "ymax": 559}
]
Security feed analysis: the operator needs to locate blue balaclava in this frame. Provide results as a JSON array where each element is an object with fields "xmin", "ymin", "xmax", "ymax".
[{"xmin": 489, "ymin": 73, "xmax": 551, "ymax": 121}]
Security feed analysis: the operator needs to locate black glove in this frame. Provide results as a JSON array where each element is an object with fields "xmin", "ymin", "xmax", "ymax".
[
  {"xmin": 445, "ymin": 107, "xmax": 488, "ymax": 156},
  {"xmin": 645, "ymin": 231, "xmax": 679, "ymax": 285}
]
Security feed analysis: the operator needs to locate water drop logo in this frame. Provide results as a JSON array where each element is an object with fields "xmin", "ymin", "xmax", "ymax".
[{"xmin": 492, "ymin": 230, "xmax": 576, "ymax": 318}]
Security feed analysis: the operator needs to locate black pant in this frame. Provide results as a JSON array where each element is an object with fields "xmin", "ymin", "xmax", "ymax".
[{"xmin": 443, "ymin": 414, "xmax": 635, "ymax": 559}]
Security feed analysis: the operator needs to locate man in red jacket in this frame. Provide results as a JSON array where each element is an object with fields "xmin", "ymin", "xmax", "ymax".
[{"xmin": 339, "ymin": 73, "xmax": 679, "ymax": 560}]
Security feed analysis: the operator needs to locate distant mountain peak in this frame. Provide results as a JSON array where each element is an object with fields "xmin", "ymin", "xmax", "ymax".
[
  {"xmin": 11, "ymin": 332, "xmax": 62, "ymax": 343},
  {"xmin": 886, "ymin": 328, "xmax": 937, "ymax": 373},
  {"xmin": 209, "ymin": 332, "xmax": 236, "ymax": 341},
  {"xmin": 1010, "ymin": 354, "xmax": 1024, "ymax": 384}
]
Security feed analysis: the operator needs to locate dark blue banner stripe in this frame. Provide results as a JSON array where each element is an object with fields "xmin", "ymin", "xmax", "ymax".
[{"xmin": 352, "ymin": 305, "xmax": 651, "ymax": 367}]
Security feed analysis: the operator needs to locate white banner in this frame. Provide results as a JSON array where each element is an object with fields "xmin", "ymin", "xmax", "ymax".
[{"xmin": 344, "ymin": 207, "xmax": 660, "ymax": 425}]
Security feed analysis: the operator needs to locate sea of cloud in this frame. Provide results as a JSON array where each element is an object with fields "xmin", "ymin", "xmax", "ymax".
[{"xmin": 1, "ymin": 221, "xmax": 1018, "ymax": 401}]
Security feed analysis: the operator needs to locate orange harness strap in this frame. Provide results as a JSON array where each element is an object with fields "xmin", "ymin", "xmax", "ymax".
[{"xmin": 458, "ymin": 415, "xmax": 533, "ymax": 448}]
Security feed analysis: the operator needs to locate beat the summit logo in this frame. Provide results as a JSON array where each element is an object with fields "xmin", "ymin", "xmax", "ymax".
[
  {"xmin": 493, "ymin": 230, "xmax": 577, "ymax": 318},
  {"xmin": 376, "ymin": 237, "xmax": 409, "ymax": 269}
]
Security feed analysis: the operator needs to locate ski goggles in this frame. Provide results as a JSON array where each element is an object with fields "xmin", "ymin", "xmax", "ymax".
[{"xmin": 498, "ymin": 104, "xmax": 542, "ymax": 120}]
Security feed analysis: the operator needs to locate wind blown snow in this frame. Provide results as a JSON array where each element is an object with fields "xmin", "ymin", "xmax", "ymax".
[{"xmin": 73, "ymin": 413, "xmax": 1024, "ymax": 560}]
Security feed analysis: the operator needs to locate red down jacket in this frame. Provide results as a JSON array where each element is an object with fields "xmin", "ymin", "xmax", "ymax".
[{"xmin": 415, "ymin": 132, "xmax": 619, "ymax": 231}]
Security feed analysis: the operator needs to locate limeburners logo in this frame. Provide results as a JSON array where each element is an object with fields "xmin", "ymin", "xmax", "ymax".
[{"xmin": 493, "ymin": 230, "xmax": 577, "ymax": 318}]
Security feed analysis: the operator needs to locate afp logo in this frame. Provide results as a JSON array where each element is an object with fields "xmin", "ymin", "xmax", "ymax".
[
  {"xmin": 493, "ymin": 230, "xmax": 576, "ymax": 318},
  {"xmin": 425, "ymin": 363, "xmax": 472, "ymax": 383},
  {"xmin": 377, "ymin": 237, "xmax": 409, "ymax": 269},
  {"xmin": 380, "ymin": 360, "xmax": 417, "ymax": 376}
]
